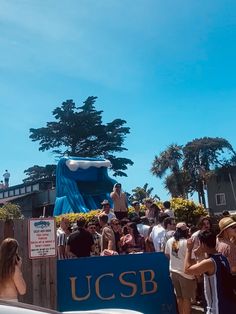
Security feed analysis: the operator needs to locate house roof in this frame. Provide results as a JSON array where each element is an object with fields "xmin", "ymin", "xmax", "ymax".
[{"xmin": 0, "ymin": 192, "xmax": 36, "ymax": 205}]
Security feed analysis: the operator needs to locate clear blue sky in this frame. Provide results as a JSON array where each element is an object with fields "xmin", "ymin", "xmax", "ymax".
[{"xmin": 1, "ymin": 0, "xmax": 236, "ymax": 200}]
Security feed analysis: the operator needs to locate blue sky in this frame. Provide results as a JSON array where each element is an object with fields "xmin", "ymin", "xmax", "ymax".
[{"xmin": 1, "ymin": 0, "xmax": 236, "ymax": 200}]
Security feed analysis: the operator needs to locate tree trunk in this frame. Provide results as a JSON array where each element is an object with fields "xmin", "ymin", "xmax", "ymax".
[{"xmin": 199, "ymin": 181, "xmax": 206, "ymax": 208}]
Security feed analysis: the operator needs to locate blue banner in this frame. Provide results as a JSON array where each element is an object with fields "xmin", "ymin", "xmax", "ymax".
[{"xmin": 57, "ymin": 252, "xmax": 177, "ymax": 314}]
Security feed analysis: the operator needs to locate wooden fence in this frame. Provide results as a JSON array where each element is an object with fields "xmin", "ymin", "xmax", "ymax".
[{"xmin": 0, "ymin": 219, "xmax": 57, "ymax": 310}]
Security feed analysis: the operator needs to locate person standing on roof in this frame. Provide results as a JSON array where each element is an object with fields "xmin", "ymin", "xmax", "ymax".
[{"xmin": 3, "ymin": 170, "xmax": 10, "ymax": 188}]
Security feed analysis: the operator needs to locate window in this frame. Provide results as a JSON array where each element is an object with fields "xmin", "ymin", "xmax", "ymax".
[
  {"xmin": 26, "ymin": 186, "xmax": 32, "ymax": 193},
  {"xmin": 20, "ymin": 187, "xmax": 26, "ymax": 194},
  {"xmin": 32, "ymin": 184, "xmax": 39, "ymax": 191},
  {"xmin": 215, "ymin": 193, "xmax": 226, "ymax": 206}
]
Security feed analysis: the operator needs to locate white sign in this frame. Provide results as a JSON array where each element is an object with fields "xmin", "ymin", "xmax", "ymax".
[{"xmin": 28, "ymin": 218, "xmax": 56, "ymax": 259}]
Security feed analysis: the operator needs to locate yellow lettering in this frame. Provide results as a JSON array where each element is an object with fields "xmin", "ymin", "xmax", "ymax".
[
  {"xmin": 70, "ymin": 276, "xmax": 91, "ymax": 301},
  {"xmin": 95, "ymin": 273, "xmax": 115, "ymax": 300},
  {"xmin": 119, "ymin": 271, "xmax": 137, "ymax": 298},
  {"xmin": 139, "ymin": 270, "xmax": 157, "ymax": 295}
]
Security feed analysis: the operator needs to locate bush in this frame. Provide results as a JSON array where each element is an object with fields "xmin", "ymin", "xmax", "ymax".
[
  {"xmin": 170, "ymin": 198, "xmax": 208, "ymax": 225},
  {"xmin": 55, "ymin": 209, "xmax": 101, "ymax": 226},
  {"xmin": 0, "ymin": 203, "xmax": 23, "ymax": 220}
]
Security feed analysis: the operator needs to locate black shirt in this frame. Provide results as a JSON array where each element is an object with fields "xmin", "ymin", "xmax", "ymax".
[{"xmin": 67, "ymin": 228, "xmax": 94, "ymax": 258}]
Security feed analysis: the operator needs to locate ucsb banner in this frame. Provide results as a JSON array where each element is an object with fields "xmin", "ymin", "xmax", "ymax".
[{"xmin": 57, "ymin": 252, "xmax": 177, "ymax": 314}]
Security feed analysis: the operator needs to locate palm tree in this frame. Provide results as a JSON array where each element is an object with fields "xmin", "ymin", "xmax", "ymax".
[
  {"xmin": 164, "ymin": 171, "xmax": 192, "ymax": 198},
  {"xmin": 151, "ymin": 144, "xmax": 185, "ymax": 197},
  {"xmin": 130, "ymin": 183, "xmax": 160, "ymax": 203},
  {"xmin": 183, "ymin": 137, "xmax": 236, "ymax": 207}
]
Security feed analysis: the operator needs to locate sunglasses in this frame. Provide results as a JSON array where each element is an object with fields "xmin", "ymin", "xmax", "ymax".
[{"xmin": 113, "ymin": 223, "xmax": 120, "ymax": 226}]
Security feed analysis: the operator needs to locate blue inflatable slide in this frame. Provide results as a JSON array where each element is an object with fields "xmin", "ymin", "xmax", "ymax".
[{"xmin": 53, "ymin": 156, "xmax": 116, "ymax": 216}]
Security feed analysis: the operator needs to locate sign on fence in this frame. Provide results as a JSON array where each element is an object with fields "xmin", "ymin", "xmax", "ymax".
[
  {"xmin": 28, "ymin": 218, "xmax": 56, "ymax": 259},
  {"xmin": 57, "ymin": 253, "xmax": 177, "ymax": 314}
]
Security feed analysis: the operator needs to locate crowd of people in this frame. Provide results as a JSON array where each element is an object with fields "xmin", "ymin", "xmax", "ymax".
[
  {"xmin": 56, "ymin": 183, "xmax": 236, "ymax": 314},
  {"xmin": 1, "ymin": 181, "xmax": 235, "ymax": 313}
]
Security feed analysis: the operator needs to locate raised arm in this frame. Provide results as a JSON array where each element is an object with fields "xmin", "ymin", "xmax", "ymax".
[
  {"xmin": 13, "ymin": 260, "xmax": 26, "ymax": 295},
  {"xmin": 184, "ymin": 238, "xmax": 214, "ymax": 276}
]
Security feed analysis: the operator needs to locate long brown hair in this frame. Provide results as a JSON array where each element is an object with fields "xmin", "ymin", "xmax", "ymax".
[{"xmin": 0, "ymin": 238, "xmax": 19, "ymax": 286}]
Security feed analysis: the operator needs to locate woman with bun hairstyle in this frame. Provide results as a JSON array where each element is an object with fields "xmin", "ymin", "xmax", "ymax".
[{"xmin": 0, "ymin": 238, "xmax": 26, "ymax": 301}]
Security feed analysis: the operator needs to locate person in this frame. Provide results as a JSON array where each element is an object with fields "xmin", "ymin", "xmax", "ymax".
[
  {"xmin": 120, "ymin": 222, "xmax": 145, "ymax": 254},
  {"xmin": 163, "ymin": 216, "xmax": 176, "ymax": 249},
  {"xmin": 86, "ymin": 221, "xmax": 101, "ymax": 256},
  {"xmin": 130, "ymin": 201, "xmax": 142, "ymax": 219},
  {"xmin": 57, "ymin": 216, "xmax": 70, "ymax": 259},
  {"xmin": 222, "ymin": 210, "xmax": 230, "ymax": 217},
  {"xmin": 191, "ymin": 216, "xmax": 212, "ymax": 260},
  {"xmin": 3, "ymin": 170, "xmax": 10, "ymax": 188},
  {"xmin": 191, "ymin": 216, "xmax": 212, "ymax": 306},
  {"xmin": 165, "ymin": 223, "xmax": 196, "ymax": 314},
  {"xmin": 0, "ymin": 180, "xmax": 4, "ymax": 189},
  {"xmin": 66, "ymin": 217, "xmax": 94, "ymax": 258},
  {"xmin": 0, "ymin": 238, "xmax": 26, "ymax": 301},
  {"xmin": 184, "ymin": 230, "xmax": 236, "ymax": 314},
  {"xmin": 98, "ymin": 213, "xmax": 117, "ymax": 253},
  {"xmin": 149, "ymin": 203, "xmax": 161, "ymax": 222},
  {"xmin": 110, "ymin": 218, "xmax": 122, "ymax": 254},
  {"xmin": 100, "ymin": 199, "xmax": 116, "ymax": 223},
  {"xmin": 163, "ymin": 201, "xmax": 175, "ymax": 218},
  {"xmin": 110, "ymin": 183, "xmax": 128, "ymax": 220},
  {"xmin": 143, "ymin": 198, "xmax": 154, "ymax": 219},
  {"xmin": 149, "ymin": 213, "xmax": 169, "ymax": 252},
  {"xmin": 135, "ymin": 216, "xmax": 150, "ymax": 240},
  {"xmin": 216, "ymin": 216, "xmax": 236, "ymax": 274}
]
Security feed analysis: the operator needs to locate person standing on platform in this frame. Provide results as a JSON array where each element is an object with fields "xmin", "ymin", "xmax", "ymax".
[
  {"xmin": 0, "ymin": 238, "xmax": 26, "ymax": 302},
  {"xmin": 110, "ymin": 183, "xmax": 128, "ymax": 220},
  {"xmin": 3, "ymin": 170, "xmax": 10, "ymax": 188}
]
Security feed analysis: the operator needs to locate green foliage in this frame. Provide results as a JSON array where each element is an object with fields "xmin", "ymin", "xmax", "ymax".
[
  {"xmin": 151, "ymin": 144, "xmax": 185, "ymax": 197},
  {"xmin": 29, "ymin": 97, "xmax": 133, "ymax": 176},
  {"xmin": 0, "ymin": 203, "xmax": 23, "ymax": 220},
  {"xmin": 183, "ymin": 137, "xmax": 236, "ymax": 207},
  {"xmin": 23, "ymin": 164, "xmax": 56, "ymax": 183},
  {"xmin": 164, "ymin": 171, "xmax": 192, "ymax": 198},
  {"xmin": 170, "ymin": 198, "xmax": 208, "ymax": 225},
  {"xmin": 55, "ymin": 198, "xmax": 206, "ymax": 226},
  {"xmin": 151, "ymin": 137, "xmax": 236, "ymax": 203},
  {"xmin": 130, "ymin": 183, "xmax": 160, "ymax": 203},
  {"xmin": 55, "ymin": 209, "xmax": 101, "ymax": 226}
]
